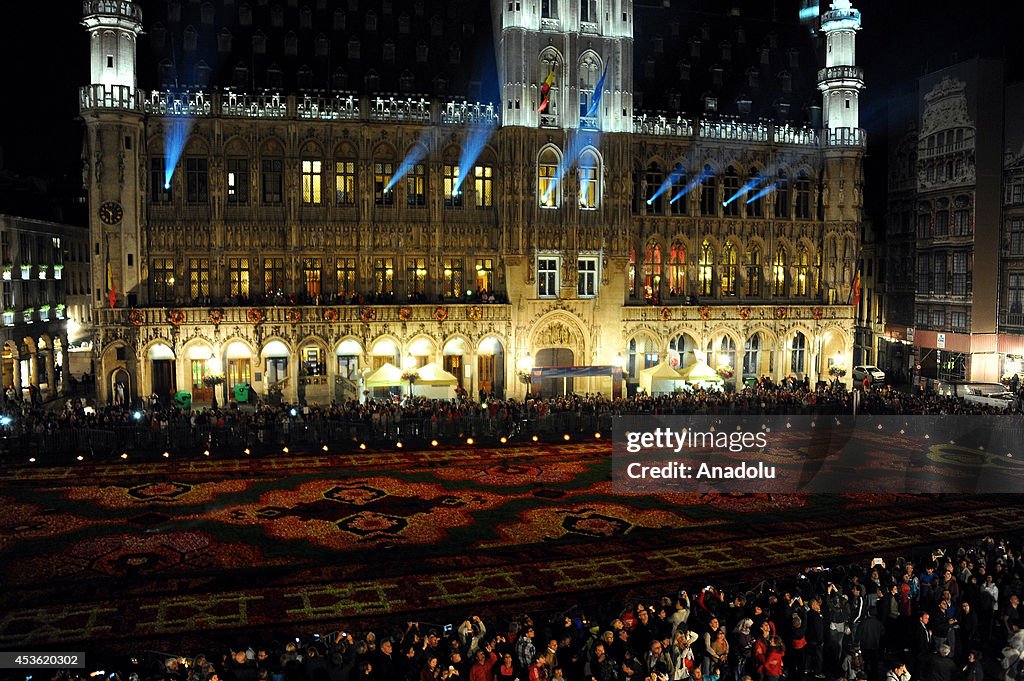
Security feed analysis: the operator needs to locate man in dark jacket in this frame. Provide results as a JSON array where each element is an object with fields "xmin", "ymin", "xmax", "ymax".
[
  {"xmin": 922, "ymin": 644, "xmax": 955, "ymax": 681},
  {"xmin": 805, "ymin": 598, "xmax": 825, "ymax": 679}
]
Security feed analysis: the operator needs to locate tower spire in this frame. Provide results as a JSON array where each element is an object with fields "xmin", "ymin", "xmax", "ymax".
[{"xmin": 817, "ymin": 0, "xmax": 864, "ymax": 143}]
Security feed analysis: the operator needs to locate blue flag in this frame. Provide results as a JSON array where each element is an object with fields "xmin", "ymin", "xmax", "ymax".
[{"xmin": 585, "ymin": 61, "xmax": 609, "ymax": 119}]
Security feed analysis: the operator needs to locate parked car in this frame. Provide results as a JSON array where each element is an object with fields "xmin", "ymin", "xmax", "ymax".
[{"xmin": 852, "ymin": 365, "xmax": 886, "ymax": 383}]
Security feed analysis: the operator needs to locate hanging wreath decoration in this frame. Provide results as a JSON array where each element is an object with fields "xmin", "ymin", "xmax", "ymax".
[
  {"xmin": 167, "ymin": 309, "xmax": 186, "ymax": 326},
  {"xmin": 812, "ymin": 306, "xmax": 825, "ymax": 321},
  {"xmin": 398, "ymin": 306, "xmax": 413, "ymax": 321},
  {"xmin": 737, "ymin": 306, "xmax": 752, "ymax": 321},
  {"xmin": 699, "ymin": 306, "xmax": 712, "ymax": 321},
  {"xmin": 323, "ymin": 308, "xmax": 339, "ymax": 322},
  {"xmin": 434, "ymin": 306, "xmax": 449, "ymax": 321},
  {"xmin": 467, "ymin": 305, "xmax": 483, "ymax": 322},
  {"xmin": 247, "ymin": 308, "xmax": 265, "ymax": 325},
  {"xmin": 775, "ymin": 306, "xmax": 788, "ymax": 320},
  {"xmin": 286, "ymin": 309, "xmax": 302, "ymax": 324},
  {"xmin": 209, "ymin": 309, "xmax": 224, "ymax": 325},
  {"xmin": 659, "ymin": 307, "xmax": 672, "ymax": 321},
  {"xmin": 359, "ymin": 306, "xmax": 377, "ymax": 322},
  {"xmin": 128, "ymin": 309, "xmax": 144, "ymax": 326}
]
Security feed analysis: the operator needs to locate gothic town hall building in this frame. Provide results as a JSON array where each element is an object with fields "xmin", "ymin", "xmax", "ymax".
[{"xmin": 81, "ymin": 0, "xmax": 865, "ymax": 405}]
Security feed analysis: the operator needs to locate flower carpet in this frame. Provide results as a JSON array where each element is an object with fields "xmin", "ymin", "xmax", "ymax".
[{"xmin": 0, "ymin": 441, "xmax": 1020, "ymax": 651}]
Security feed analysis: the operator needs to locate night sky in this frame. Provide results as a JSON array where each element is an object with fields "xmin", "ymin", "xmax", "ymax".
[{"xmin": 2, "ymin": 0, "xmax": 1024, "ymax": 226}]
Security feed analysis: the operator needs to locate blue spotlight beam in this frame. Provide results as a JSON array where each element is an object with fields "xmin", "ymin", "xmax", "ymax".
[
  {"xmin": 452, "ymin": 121, "xmax": 496, "ymax": 195},
  {"xmin": 164, "ymin": 118, "xmax": 195, "ymax": 188},
  {"xmin": 670, "ymin": 167, "xmax": 711, "ymax": 204},
  {"xmin": 746, "ymin": 182, "xmax": 778, "ymax": 203},
  {"xmin": 542, "ymin": 130, "xmax": 599, "ymax": 205},
  {"xmin": 647, "ymin": 165, "xmax": 686, "ymax": 206},
  {"xmin": 723, "ymin": 177, "xmax": 766, "ymax": 206},
  {"xmin": 385, "ymin": 128, "xmax": 435, "ymax": 193}
]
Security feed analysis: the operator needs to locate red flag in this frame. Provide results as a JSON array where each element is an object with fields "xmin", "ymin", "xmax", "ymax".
[
  {"xmin": 537, "ymin": 69, "xmax": 555, "ymax": 113},
  {"xmin": 851, "ymin": 270, "xmax": 861, "ymax": 308}
]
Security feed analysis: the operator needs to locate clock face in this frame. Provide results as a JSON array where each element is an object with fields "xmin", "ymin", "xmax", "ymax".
[{"xmin": 99, "ymin": 201, "xmax": 123, "ymax": 225}]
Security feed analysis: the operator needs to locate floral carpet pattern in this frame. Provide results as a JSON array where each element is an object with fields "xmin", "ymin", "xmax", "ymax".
[{"xmin": 0, "ymin": 441, "xmax": 1020, "ymax": 651}]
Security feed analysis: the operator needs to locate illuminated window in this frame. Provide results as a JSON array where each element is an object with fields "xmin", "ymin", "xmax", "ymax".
[
  {"xmin": 745, "ymin": 245, "xmax": 762, "ymax": 297},
  {"xmin": 578, "ymin": 257, "xmax": 597, "ymax": 297},
  {"xmin": 773, "ymin": 247, "xmax": 787, "ymax": 296},
  {"xmin": 185, "ymin": 157, "xmax": 209, "ymax": 204},
  {"xmin": 335, "ymin": 160, "xmax": 355, "ymax": 206},
  {"xmin": 643, "ymin": 242, "xmax": 661, "ymax": 300},
  {"xmin": 336, "ymin": 257, "xmax": 356, "ymax": 299},
  {"xmin": 698, "ymin": 240, "xmax": 714, "ymax": 296},
  {"xmin": 645, "ymin": 163, "xmax": 664, "ymax": 213},
  {"xmin": 152, "ymin": 257, "xmax": 175, "ymax": 302},
  {"xmin": 261, "ymin": 159, "xmax": 283, "ymax": 205},
  {"xmin": 796, "ymin": 246, "xmax": 810, "ymax": 296},
  {"xmin": 791, "ymin": 332, "xmax": 806, "ymax": 374},
  {"xmin": 303, "ymin": 258, "xmax": 322, "ymax": 298},
  {"xmin": 406, "ymin": 257, "xmax": 427, "ymax": 296},
  {"xmin": 228, "ymin": 257, "xmax": 250, "ymax": 298},
  {"xmin": 407, "ymin": 163, "xmax": 426, "ymax": 207},
  {"xmin": 700, "ymin": 166, "xmax": 717, "ymax": 216},
  {"xmin": 374, "ymin": 257, "xmax": 394, "ymax": 295},
  {"xmin": 442, "ymin": 258, "xmax": 463, "ymax": 298},
  {"xmin": 263, "ymin": 258, "xmax": 284, "ymax": 294},
  {"xmin": 474, "ymin": 165, "xmax": 493, "ymax": 208},
  {"xmin": 301, "ymin": 160, "xmax": 322, "ymax": 205},
  {"xmin": 151, "ymin": 157, "xmax": 172, "ymax": 203},
  {"xmin": 578, "ymin": 150, "xmax": 599, "ymax": 210},
  {"xmin": 538, "ymin": 257, "xmax": 558, "ymax": 297},
  {"xmin": 188, "ymin": 257, "xmax": 210, "ymax": 298},
  {"xmin": 628, "ymin": 247, "xmax": 637, "ymax": 298},
  {"xmin": 722, "ymin": 167, "xmax": 739, "ymax": 217},
  {"xmin": 443, "ymin": 164, "xmax": 462, "ymax": 207},
  {"xmin": 475, "ymin": 258, "xmax": 493, "ymax": 292},
  {"xmin": 538, "ymin": 147, "xmax": 559, "ymax": 208},
  {"xmin": 227, "ymin": 158, "xmax": 249, "ymax": 204},
  {"xmin": 668, "ymin": 241, "xmax": 685, "ymax": 297},
  {"xmin": 775, "ymin": 170, "xmax": 790, "ymax": 218},
  {"xmin": 721, "ymin": 241, "xmax": 737, "ymax": 296},
  {"xmin": 374, "ymin": 162, "xmax": 394, "ymax": 206}
]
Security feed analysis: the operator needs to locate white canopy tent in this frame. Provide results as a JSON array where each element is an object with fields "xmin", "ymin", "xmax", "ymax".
[
  {"xmin": 638, "ymin": 361, "xmax": 688, "ymax": 395},
  {"xmin": 365, "ymin": 362, "xmax": 404, "ymax": 388},
  {"xmin": 411, "ymin": 362, "xmax": 458, "ymax": 399}
]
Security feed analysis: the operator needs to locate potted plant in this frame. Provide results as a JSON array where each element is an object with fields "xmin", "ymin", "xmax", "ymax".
[
  {"xmin": 2, "ymin": 264, "xmax": 12, "ymax": 281},
  {"xmin": 53, "ymin": 264, "xmax": 64, "ymax": 280},
  {"xmin": 20, "ymin": 264, "xmax": 31, "ymax": 279},
  {"xmin": 829, "ymin": 365, "xmax": 847, "ymax": 378},
  {"xmin": 38, "ymin": 264, "xmax": 49, "ymax": 280}
]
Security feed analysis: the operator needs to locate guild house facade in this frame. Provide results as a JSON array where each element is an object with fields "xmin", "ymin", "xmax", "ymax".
[{"xmin": 81, "ymin": 0, "xmax": 863, "ymax": 405}]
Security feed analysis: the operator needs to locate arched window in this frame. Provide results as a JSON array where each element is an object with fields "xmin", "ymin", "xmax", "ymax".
[
  {"xmin": 717, "ymin": 336, "xmax": 737, "ymax": 374},
  {"xmin": 775, "ymin": 170, "xmax": 790, "ymax": 218},
  {"xmin": 743, "ymin": 333, "xmax": 760, "ymax": 377},
  {"xmin": 791, "ymin": 332, "xmax": 806, "ymax": 374},
  {"xmin": 670, "ymin": 165, "xmax": 688, "ymax": 215},
  {"xmin": 628, "ymin": 246, "xmax": 637, "ymax": 298},
  {"xmin": 722, "ymin": 166, "xmax": 739, "ymax": 217},
  {"xmin": 745, "ymin": 245, "xmax": 762, "ymax": 297},
  {"xmin": 645, "ymin": 163, "xmax": 664, "ymax": 214},
  {"xmin": 699, "ymin": 239, "xmax": 714, "ymax": 296},
  {"xmin": 538, "ymin": 146, "xmax": 559, "ymax": 208},
  {"xmin": 578, "ymin": 54, "xmax": 600, "ymax": 126},
  {"xmin": 773, "ymin": 246, "xmax": 787, "ymax": 296},
  {"xmin": 795, "ymin": 170, "xmax": 812, "ymax": 219},
  {"xmin": 373, "ymin": 148, "xmax": 395, "ymax": 206},
  {"xmin": 700, "ymin": 166, "xmax": 717, "ymax": 216},
  {"xmin": 746, "ymin": 167, "xmax": 763, "ymax": 217},
  {"xmin": 669, "ymin": 333, "xmax": 698, "ymax": 368},
  {"xmin": 721, "ymin": 241, "xmax": 738, "ymax": 296},
  {"xmin": 813, "ymin": 249, "xmax": 822, "ymax": 298},
  {"xmin": 669, "ymin": 241, "xmax": 686, "ymax": 297},
  {"xmin": 796, "ymin": 245, "xmax": 810, "ymax": 296},
  {"xmin": 578, "ymin": 149, "xmax": 599, "ymax": 210},
  {"xmin": 643, "ymin": 242, "xmax": 661, "ymax": 301}
]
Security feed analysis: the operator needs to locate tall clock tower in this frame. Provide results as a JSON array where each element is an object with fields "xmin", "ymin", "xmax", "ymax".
[{"xmin": 81, "ymin": 0, "xmax": 145, "ymax": 309}]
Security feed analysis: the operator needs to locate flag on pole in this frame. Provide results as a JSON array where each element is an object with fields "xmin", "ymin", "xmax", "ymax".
[
  {"xmin": 537, "ymin": 69, "xmax": 556, "ymax": 113},
  {"xmin": 850, "ymin": 268, "xmax": 861, "ymax": 308},
  {"xmin": 584, "ymin": 60, "xmax": 610, "ymax": 119},
  {"xmin": 106, "ymin": 242, "xmax": 117, "ymax": 309}
]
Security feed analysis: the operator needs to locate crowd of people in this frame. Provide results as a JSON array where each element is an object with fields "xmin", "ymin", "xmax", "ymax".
[
  {"xmin": 46, "ymin": 536, "xmax": 1024, "ymax": 681},
  {"xmin": 0, "ymin": 379, "xmax": 1020, "ymax": 458}
]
